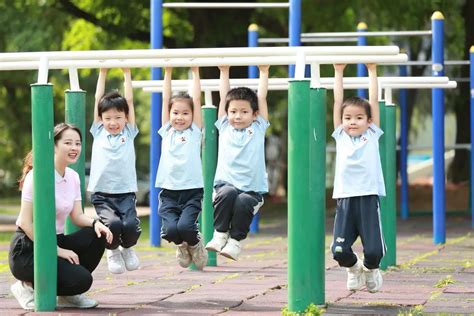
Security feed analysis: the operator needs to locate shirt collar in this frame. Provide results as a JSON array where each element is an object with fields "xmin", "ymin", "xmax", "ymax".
[{"xmin": 55, "ymin": 169, "xmax": 67, "ymax": 184}]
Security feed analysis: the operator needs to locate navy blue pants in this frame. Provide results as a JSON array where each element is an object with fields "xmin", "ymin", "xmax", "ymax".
[
  {"xmin": 9, "ymin": 227, "xmax": 105, "ymax": 296},
  {"xmin": 331, "ymin": 195, "xmax": 386, "ymax": 269},
  {"xmin": 158, "ymin": 188, "xmax": 203, "ymax": 246},
  {"xmin": 91, "ymin": 192, "xmax": 142, "ymax": 250},
  {"xmin": 213, "ymin": 183, "xmax": 264, "ymax": 241}
]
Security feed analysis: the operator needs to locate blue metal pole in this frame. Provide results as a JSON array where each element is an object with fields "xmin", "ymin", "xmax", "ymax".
[
  {"xmin": 248, "ymin": 23, "xmax": 260, "ymax": 233},
  {"xmin": 357, "ymin": 22, "xmax": 368, "ymax": 99},
  {"xmin": 470, "ymin": 46, "xmax": 474, "ymax": 228},
  {"xmin": 248, "ymin": 24, "xmax": 258, "ymax": 79},
  {"xmin": 399, "ymin": 65, "xmax": 409, "ymax": 220},
  {"xmin": 150, "ymin": 0, "xmax": 163, "ymax": 246},
  {"xmin": 288, "ymin": 0, "xmax": 301, "ymax": 78},
  {"xmin": 431, "ymin": 11, "xmax": 445, "ymax": 244}
]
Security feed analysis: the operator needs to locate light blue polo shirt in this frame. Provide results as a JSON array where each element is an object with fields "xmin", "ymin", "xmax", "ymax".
[
  {"xmin": 332, "ymin": 123, "xmax": 386, "ymax": 199},
  {"xmin": 87, "ymin": 122, "xmax": 138, "ymax": 193},
  {"xmin": 155, "ymin": 122, "xmax": 203, "ymax": 190},
  {"xmin": 214, "ymin": 115, "xmax": 269, "ymax": 193}
]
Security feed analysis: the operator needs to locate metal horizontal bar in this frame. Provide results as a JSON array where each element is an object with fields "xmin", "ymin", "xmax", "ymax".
[
  {"xmin": 302, "ymin": 30, "xmax": 432, "ymax": 38},
  {"xmin": 162, "ymin": 2, "xmax": 290, "ymax": 8},
  {"xmin": 0, "ymin": 54, "xmax": 408, "ymax": 71},
  {"xmin": 259, "ymin": 38, "xmax": 359, "ymax": 44},
  {"xmin": 386, "ymin": 60, "xmax": 470, "ymax": 66},
  {"xmin": 133, "ymin": 76, "xmax": 449, "ymax": 88},
  {"xmin": 140, "ymin": 80, "xmax": 457, "ymax": 92},
  {"xmin": 0, "ymin": 46, "xmax": 401, "ymax": 62}
]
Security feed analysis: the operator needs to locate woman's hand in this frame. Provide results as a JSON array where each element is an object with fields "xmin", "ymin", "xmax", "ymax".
[
  {"xmin": 94, "ymin": 221, "xmax": 113, "ymax": 244},
  {"xmin": 58, "ymin": 247, "xmax": 80, "ymax": 264}
]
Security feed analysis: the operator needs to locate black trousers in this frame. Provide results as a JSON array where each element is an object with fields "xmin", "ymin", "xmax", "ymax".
[
  {"xmin": 331, "ymin": 195, "xmax": 386, "ymax": 269},
  {"xmin": 158, "ymin": 188, "xmax": 203, "ymax": 246},
  {"xmin": 9, "ymin": 227, "xmax": 106, "ymax": 296},
  {"xmin": 91, "ymin": 192, "xmax": 142, "ymax": 249},
  {"xmin": 213, "ymin": 183, "xmax": 264, "ymax": 241}
]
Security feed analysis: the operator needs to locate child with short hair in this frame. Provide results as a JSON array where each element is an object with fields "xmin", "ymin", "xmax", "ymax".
[
  {"xmin": 88, "ymin": 68, "xmax": 142, "ymax": 274},
  {"xmin": 155, "ymin": 67, "xmax": 208, "ymax": 270},
  {"xmin": 331, "ymin": 63, "xmax": 386, "ymax": 293},
  {"xmin": 205, "ymin": 65, "xmax": 269, "ymax": 261}
]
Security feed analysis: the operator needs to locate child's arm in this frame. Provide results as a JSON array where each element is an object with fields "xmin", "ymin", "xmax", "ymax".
[
  {"xmin": 333, "ymin": 64, "xmax": 346, "ymax": 129},
  {"xmin": 257, "ymin": 65, "xmax": 269, "ymax": 121},
  {"xmin": 162, "ymin": 67, "xmax": 172, "ymax": 125},
  {"xmin": 123, "ymin": 68, "xmax": 135, "ymax": 126},
  {"xmin": 191, "ymin": 67, "xmax": 202, "ymax": 128},
  {"xmin": 94, "ymin": 68, "xmax": 108, "ymax": 123},
  {"xmin": 218, "ymin": 66, "xmax": 230, "ymax": 119},
  {"xmin": 366, "ymin": 63, "xmax": 379, "ymax": 127}
]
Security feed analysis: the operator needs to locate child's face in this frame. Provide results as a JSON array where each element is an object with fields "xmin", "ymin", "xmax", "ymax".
[
  {"xmin": 54, "ymin": 129, "xmax": 82, "ymax": 166},
  {"xmin": 342, "ymin": 105, "xmax": 371, "ymax": 137},
  {"xmin": 101, "ymin": 108, "xmax": 128, "ymax": 135},
  {"xmin": 170, "ymin": 101, "xmax": 193, "ymax": 131},
  {"xmin": 227, "ymin": 100, "xmax": 257, "ymax": 129}
]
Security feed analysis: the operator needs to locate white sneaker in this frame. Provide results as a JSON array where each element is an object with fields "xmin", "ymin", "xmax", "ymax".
[
  {"xmin": 364, "ymin": 267, "xmax": 383, "ymax": 293},
  {"xmin": 220, "ymin": 237, "xmax": 241, "ymax": 261},
  {"xmin": 120, "ymin": 246, "xmax": 140, "ymax": 271},
  {"xmin": 10, "ymin": 281, "xmax": 34, "ymax": 310},
  {"xmin": 57, "ymin": 294, "xmax": 98, "ymax": 309},
  {"xmin": 107, "ymin": 248, "xmax": 126, "ymax": 274},
  {"xmin": 346, "ymin": 258, "xmax": 365, "ymax": 291},
  {"xmin": 205, "ymin": 230, "xmax": 229, "ymax": 252},
  {"xmin": 188, "ymin": 238, "xmax": 208, "ymax": 270},
  {"xmin": 176, "ymin": 242, "xmax": 192, "ymax": 268}
]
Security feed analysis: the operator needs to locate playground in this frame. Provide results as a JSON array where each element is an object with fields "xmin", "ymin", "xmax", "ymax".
[
  {"xmin": 0, "ymin": 0, "xmax": 473, "ymax": 315},
  {"xmin": 0, "ymin": 204, "xmax": 473, "ymax": 315}
]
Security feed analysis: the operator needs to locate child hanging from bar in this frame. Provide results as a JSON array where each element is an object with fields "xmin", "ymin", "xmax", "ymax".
[
  {"xmin": 88, "ymin": 68, "xmax": 142, "ymax": 274},
  {"xmin": 205, "ymin": 65, "xmax": 270, "ymax": 261},
  {"xmin": 331, "ymin": 63, "xmax": 386, "ymax": 293},
  {"xmin": 155, "ymin": 67, "xmax": 208, "ymax": 270}
]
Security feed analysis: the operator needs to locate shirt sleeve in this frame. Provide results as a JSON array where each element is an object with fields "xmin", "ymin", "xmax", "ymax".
[
  {"xmin": 21, "ymin": 171, "xmax": 33, "ymax": 202},
  {"xmin": 331, "ymin": 125, "xmax": 344, "ymax": 140},
  {"xmin": 254, "ymin": 115, "xmax": 270, "ymax": 132},
  {"xmin": 215, "ymin": 116, "xmax": 228, "ymax": 131},
  {"xmin": 73, "ymin": 171, "xmax": 82, "ymax": 201},
  {"xmin": 125, "ymin": 123, "xmax": 139, "ymax": 138},
  {"xmin": 368, "ymin": 123, "xmax": 384, "ymax": 140},
  {"xmin": 90, "ymin": 122, "xmax": 102, "ymax": 138},
  {"xmin": 158, "ymin": 122, "xmax": 171, "ymax": 138}
]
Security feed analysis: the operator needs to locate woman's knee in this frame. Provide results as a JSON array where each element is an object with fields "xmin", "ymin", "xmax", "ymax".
[{"xmin": 58, "ymin": 267, "xmax": 93, "ymax": 296}]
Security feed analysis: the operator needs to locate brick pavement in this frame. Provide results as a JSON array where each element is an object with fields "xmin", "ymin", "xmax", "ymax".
[{"xmin": 0, "ymin": 212, "xmax": 472, "ymax": 315}]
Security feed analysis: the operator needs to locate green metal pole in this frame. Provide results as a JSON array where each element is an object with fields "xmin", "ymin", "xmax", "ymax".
[
  {"xmin": 288, "ymin": 80, "xmax": 311, "ymax": 312},
  {"xmin": 378, "ymin": 100, "xmax": 388, "ymax": 270},
  {"xmin": 309, "ymin": 87, "xmax": 326, "ymax": 305},
  {"xmin": 64, "ymin": 90, "xmax": 86, "ymax": 234},
  {"xmin": 202, "ymin": 105, "xmax": 218, "ymax": 266},
  {"xmin": 31, "ymin": 83, "xmax": 57, "ymax": 311},
  {"xmin": 380, "ymin": 102, "xmax": 397, "ymax": 269}
]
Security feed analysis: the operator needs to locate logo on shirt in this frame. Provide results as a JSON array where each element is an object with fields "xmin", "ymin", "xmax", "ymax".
[
  {"xmin": 247, "ymin": 128, "xmax": 254, "ymax": 137},
  {"xmin": 361, "ymin": 136, "xmax": 368, "ymax": 142},
  {"xmin": 178, "ymin": 136, "xmax": 188, "ymax": 144}
]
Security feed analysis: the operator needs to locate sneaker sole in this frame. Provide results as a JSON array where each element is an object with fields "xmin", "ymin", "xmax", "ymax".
[
  {"xmin": 205, "ymin": 245, "xmax": 222, "ymax": 253},
  {"xmin": 220, "ymin": 251, "xmax": 237, "ymax": 261}
]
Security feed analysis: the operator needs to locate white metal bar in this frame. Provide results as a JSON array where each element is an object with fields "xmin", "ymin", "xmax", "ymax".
[
  {"xmin": 310, "ymin": 63, "xmax": 321, "ymax": 88},
  {"xmin": 0, "ymin": 46, "xmax": 401, "ymax": 62},
  {"xmin": 163, "ymin": 2, "xmax": 290, "ymax": 8},
  {"xmin": 37, "ymin": 56, "xmax": 49, "ymax": 84},
  {"xmin": 0, "ymin": 54, "xmax": 408, "ymax": 71},
  {"xmin": 204, "ymin": 90, "xmax": 213, "ymax": 106},
  {"xmin": 132, "ymin": 76, "xmax": 450, "ymax": 88},
  {"xmin": 386, "ymin": 60, "xmax": 470, "ymax": 66},
  {"xmin": 302, "ymin": 30, "xmax": 432, "ymax": 38},
  {"xmin": 294, "ymin": 51, "xmax": 306, "ymax": 79},
  {"xmin": 141, "ymin": 81, "xmax": 457, "ymax": 92},
  {"xmin": 258, "ymin": 37, "xmax": 358, "ymax": 44},
  {"xmin": 68, "ymin": 67, "xmax": 81, "ymax": 91},
  {"xmin": 385, "ymin": 88, "xmax": 393, "ymax": 105}
]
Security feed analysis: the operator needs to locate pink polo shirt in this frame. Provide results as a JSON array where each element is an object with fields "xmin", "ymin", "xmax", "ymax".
[{"xmin": 18, "ymin": 167, "xmax": 82, "ymax": 234}]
